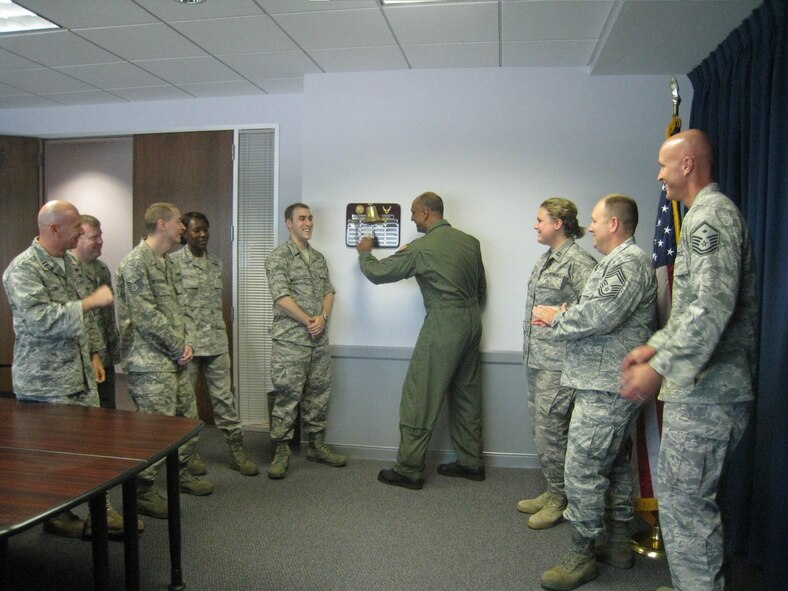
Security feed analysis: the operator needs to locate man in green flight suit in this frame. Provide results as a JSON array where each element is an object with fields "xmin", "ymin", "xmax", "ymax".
[{"xmin": 356, "ymin": 192, "xmax": 487, "ymax": 490}]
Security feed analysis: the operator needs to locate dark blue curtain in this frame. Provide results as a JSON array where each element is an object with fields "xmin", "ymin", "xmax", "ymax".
[{"xmin": 688, "ymin": 1, "xmax": 787, "ymax": 589}]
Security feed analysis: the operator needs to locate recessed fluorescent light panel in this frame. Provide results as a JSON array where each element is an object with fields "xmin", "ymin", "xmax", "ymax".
[
  {"xmin": 0, "ymin": 0, "xmax": 59, "ymax": 34},
  {"xmin": 380, "ymin": 0, "xmax": 463, "ymax": 5}
]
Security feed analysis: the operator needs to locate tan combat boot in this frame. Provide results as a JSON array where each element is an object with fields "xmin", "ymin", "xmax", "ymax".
[
  {"xmin": 228, "ymin": 431, "xmax": 259, "ymax": 476},
  {"xmin": 528, "ymin": 492, "xmax": 567, "ymax": 530},
  {"xmin": 84, "ymin": 499, "xmax": 145, "ymax": 539},
  {"xmin": 137, "ymin": 486, "xmax": 168, "ymax": 520},
  {"xmin": 517, "ymin": 490, "xmax": 550, "ymax": 514},
  {"xmin": 43, "ymin": 509, "xmax": 85, "ymax": 538},
  {"xmin": 541, "ymin": 528, "xmax": 598, "ymax": 590},
  {"xmin": 187, "ymin": 451, "xmax": 207, "ymax": 475},
  {"xmin": 595, "ymin": 519, "xmax": 634, "ymax": 569},
  {"xmin": 179, "ymin": 471, "xmax": 214, "ymax": 496},
  {"xmin": 267, "ymin": 442, "xmax": 291, "ymax": 479},
  {"xmin": 307, "ymin": 432, "xmax": 347, "ymax": 467}
]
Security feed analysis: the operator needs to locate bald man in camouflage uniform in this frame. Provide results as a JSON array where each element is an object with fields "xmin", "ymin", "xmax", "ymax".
[
  {"xmin": 265, "ymin": 202, "xmax": 346, "ymax": 480},
  {"xmin": 533, "ymin": 194, "xmax": 656, "ymax": 590},
  {"xmin": 172, "ymin": 211, "xmax": 258, "ymax": 476},
  {"xmin": 357, "ymin": 192, "xmax": 486, "ymax": 490},
  {"xmin": 622, "ymin": 130, "xmax": 758, "ymax": 591},
  {"xmin": 72, "ymin": 214, "xmax": 121, "ymax": 409},
  {"xmin": 117, "ymin": 202, "xmax": 214, "ymax": 519},
  {"xmin": 3, "ymin": 200, "xmax": 129, "ymax": 539}
]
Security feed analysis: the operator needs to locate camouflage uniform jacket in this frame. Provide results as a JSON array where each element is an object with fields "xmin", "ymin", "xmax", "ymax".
[
  {"xmin": 553, "ymin": 237, "xmax": 657, "ymax": 392},
  {"xmin": 171, "ymin": 247, "xmax": 228, "ymax": 357},
  {"xmin": 648, "ymin": 184, "xmax": 758, "ymax": 403},
  {"xmin": 74, "ymin": 257, "xmax": 120, "ymax": 367},
  {"xmin": 358, "ymin": 219, "xmax": 487, "ymax": 308},
  {"xmin": 266, "ymin": 239, "xmax": 335, "ymax": 347},
  {"xmin": 523, "ymin": 239, "xmax": 596, "ymax": 370},
  {"xmin": 116, "ymin": 240, "xmax": 193, "ymax": 372},
  {"xmin": 2, "ymin": 239, "xmax": 98, "ymax": 398}
]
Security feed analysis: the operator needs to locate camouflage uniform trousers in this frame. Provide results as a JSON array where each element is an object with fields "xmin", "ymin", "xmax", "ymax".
[
  {"xmin": 564, "ymin": 388, "xmax": 641, "ymax": 539},
  {"xmin": 127, "ymin": 368, "xmax": 198, "ymax": 485},
  {"xmin": 187, "ymin": 352, "xmax": 243, "ymax": 443},
  {"xmin": 270, "ymin": 339, "xmax": 331, "ymax": 442},
  {"xmin": 97, "ymin": 366, "xmax": 116, "ymax": 409},
  {"xmin": 22, "ymin": 388, "xmax": 99, "ymax": 407},
  {"xmin": 657, "ymin": 400, "xmax": 752, "ymax": 591},
  {"xmin": 526, "ymin": 366, "xmax": 575, "ymax": 497}
]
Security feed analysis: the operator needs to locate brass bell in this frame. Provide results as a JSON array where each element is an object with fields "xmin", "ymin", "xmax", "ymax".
[{"xmin": 364, "ymin": 204, "xmax": 386, "ymax": 224}]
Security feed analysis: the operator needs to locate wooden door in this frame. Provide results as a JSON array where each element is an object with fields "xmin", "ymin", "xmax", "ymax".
[
  {"xmin": 0, "ymin": 136, "xmax": 42, "ymax": 393},
  {"xmin": 133, "ymin": 131, "xmax": 234, "ymax": 424}
]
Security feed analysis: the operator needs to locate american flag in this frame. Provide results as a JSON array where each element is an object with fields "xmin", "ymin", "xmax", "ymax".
[{"xmin": 631, "ymin": 177, "xmax": 683, "ymax": 511}]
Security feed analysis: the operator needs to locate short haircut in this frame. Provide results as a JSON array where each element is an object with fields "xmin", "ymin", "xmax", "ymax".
[
  {"xmin": 602, "ymin": 194, "xmax": 638, "ymax": 235},
  {"xmin": 415, "ymin": 191, "xmax": 444, "ymax": 215},
  {"xmin": 144, "ymin": 202, "xmax": 178, "ymax": 236},
  {"xmin": 182, "ymin": 211, "xmax": 209, "ymax": 229},
  {"xmin": 541, "ymin": 197, "xmax": 585, "ymax": 239},
  {"xmin": 79, "ymin": 214, "xmax": 101, "ymax": 228},
  {"xmin": 284, "ymin": 202, "xmax": 310, "ymax": 221}
]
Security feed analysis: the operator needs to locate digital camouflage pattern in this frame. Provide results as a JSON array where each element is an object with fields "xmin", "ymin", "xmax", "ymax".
[
  {"xmin": 170, "ymin": 248, "xmax": 228, "ymax": 356},
  {"xmin": 171, "ymin": 247, "xmax": 243, "ymax": 439},
  {"xmin": 2, "ymin": 239, "xmax": 99, "ymax": 402},
  {"xmin": 523, "ymin": 239, "xmax": 595, "ymax": 498},
  {"xmin": 266, "ymin": 239, "xmax": 334, "ymax": 347},
  {"xmin": 74, "ymin": 257, "xmax": 120, "ymax": 367},
  {"xmin": 552, "ymin": 237, "xmax": 657, "ymax": 392},
  {"xmin": 358, "ymin": 219, "xmax": 486, "ymax": 479},
  {"xmin": 549, "ymin": 236, "xmax": 656, "ymax": 539},
  {"xmin": 269, "ymin": 339, "xmax": 331, "ymax": 441},
  {"xmin": 116, "ymin": 240, "xmax": 193, "ymax": 373},
  {"xmin": 526, "ymin": 367, "xmax": 574, "ymax": 497},
  {"xmin": 648, "ymin": 184, "xmax": 758, "ymax": 591},
  {"xmin": 266, "ymin": 239, "xmax": 335, "ymax": 442},
  {"xmin": 648, "ymin": 184, "xmax": 758, "ymax": 403},
  {"xmin": 523, "ymin": 239, "xmax": 596, "ymax": 370}
]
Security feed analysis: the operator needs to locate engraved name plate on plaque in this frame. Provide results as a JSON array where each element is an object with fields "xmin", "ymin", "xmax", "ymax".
[{"xmin": 345, "ymin": 203, "xmax": 401, "ymax": 248}]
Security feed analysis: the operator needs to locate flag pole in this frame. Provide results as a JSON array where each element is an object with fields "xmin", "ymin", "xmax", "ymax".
[{"xmin": 629, "ymin": 75, "xmax": 683, "ymax": 560}]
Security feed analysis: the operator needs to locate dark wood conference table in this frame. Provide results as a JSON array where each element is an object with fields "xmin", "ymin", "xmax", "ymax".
[{"xmin": 0, "ymin": 397, "xmax": 204, "ymax": 590}]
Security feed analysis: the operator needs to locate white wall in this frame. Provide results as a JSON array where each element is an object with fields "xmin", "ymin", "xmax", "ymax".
[
  {"xmin": 301, "ymin": 68, "xmax": 692, "ymax": 352},
  {"xmin": 44, "ymin": 137, "xmax": 133, "ymax": 283}
]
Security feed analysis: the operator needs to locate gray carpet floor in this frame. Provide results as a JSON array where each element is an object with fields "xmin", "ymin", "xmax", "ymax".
[{"xmin": 5, "ymin": 426, "xmax": 762, "ymax": 591}]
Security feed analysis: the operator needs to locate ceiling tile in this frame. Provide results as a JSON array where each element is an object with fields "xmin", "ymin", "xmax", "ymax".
[
  {"xmin": 15, "ymin": 0, "xmax": 158, "ymax": 28},
  {"xmin": 0, "ymin": 94, "xmax": 59, "ymax": 107},
  {"xmin": 75, "ymin": 24, "xmax": 206, "ymax": 61},
  {"xmin": 384, "ymin": 2, "xmax": 499, "ymax": 45},
  {"xmin": 133, "ymin": 57, "xmax": 244, "ymax": 85},
  {"xmin": 256, "ymin": 77, "xmax": 304, "ymax": 94},
  {"xmin": 271, "ymin": 8, "xmax": 396, "ymax": 50},
  {"xmin": 503, "ymin": 40, "xmax": 596, "ymax": 68},
  {"xmin": 502, "ymin": 0, "xmax": 613, "ymax": 42},
  {"xmin": 258, "ymin": 0, "xmax": 379, "ymax": 14},
  {"xmin": 177, "ymin": 80, "xmax": 266, "ymax": 98},
  {"xmin": 134, "ymin": 0, "xmax": 265, "ymax": 21},
  {"xmin": 0, "ymin": 68, "xmax": 95, "ymax": 94},
  {"xmin": 309, "ymin": 46, "xmax": 408, "ymax": 72},
  {"xmin": 170, "ymin": 15, "xmax": 298, "ymax": 55},
  {"xmin": 39, "ymin": 90, "xmax": 128, "ymax": 106},
  {"xmin": 403, "ymin": 42, "xmax": 499, "ymax": 69},
  {"xmin": 54, "ymin": 62, "xmax": 165, "ymax": 88},
  {"xmin": 109, "ymin": 85, "xmax": 193, "ymax": 102},
  {"xmin": 222, "ymin": 51, "xmax": 322, "ymax": 80},
  {"xmin": 0, "ymin": 30, "xmax": 121, "ymax": 67},
  {"xmin": 0, "ymin": 47, "xmax": 41, "ymax": 72}
]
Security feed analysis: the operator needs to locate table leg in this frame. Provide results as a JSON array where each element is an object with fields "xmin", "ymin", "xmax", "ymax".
[
  {"xmin": 165, "ymin": 451, "xmax": 185, "ymax": 590},
  {"xmin": 122, "ymin": 477, "xmax": 140, "ymax": 591},
  {"xmin": 89, "ymin": 491, "xmax": 109, "ymax": 591}
]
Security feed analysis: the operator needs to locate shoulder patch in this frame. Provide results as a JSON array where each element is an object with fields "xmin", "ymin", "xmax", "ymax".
[
  {"xmin": 597, "ymin": 265, "xmax": 625, "ymax": 299},
  {"xmin": 690, "ymin": 222, "xmax": 720, "ymax": 255}
]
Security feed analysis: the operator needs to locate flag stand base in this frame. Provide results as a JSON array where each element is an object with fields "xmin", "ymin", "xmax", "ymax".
[{"xmin": 630, "ymin": 521, "xmax": 666, "ymax": 560}]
